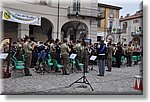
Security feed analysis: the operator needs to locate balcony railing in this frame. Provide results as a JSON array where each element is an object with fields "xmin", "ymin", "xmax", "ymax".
[
  {"xmin": 106, "ymin": 28, "xmax": 122, "ymax": 34},
  {"xmin": 131, "ymin": 31, "xmax": 143, "ymax": 36},
  {"xmin": 67, "ymin": 6, "xmax": 105, "ymax": 19}
]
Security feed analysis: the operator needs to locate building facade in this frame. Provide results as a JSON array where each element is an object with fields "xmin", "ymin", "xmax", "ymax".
[
  {"xmin": 119, "ymin": 10, "xmax": 143, "ymax": 46},
  {"xmin": 97, "ymin": 3, "xmax": 122, "ymax": 43},
  {"xmin": 0, "ymin": 0, "xmax": 104, "ymax": 43}
]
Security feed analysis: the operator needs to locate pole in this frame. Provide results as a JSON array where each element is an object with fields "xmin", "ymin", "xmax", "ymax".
[
  {"xmin": 57, "ymin": 0, "xmax": 60, "ymax": 39},
  {"xmin": 5, "ymin": 38, "xmax": 11, "ymax": 78}
]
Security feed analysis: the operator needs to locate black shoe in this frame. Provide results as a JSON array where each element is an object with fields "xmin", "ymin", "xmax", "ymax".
[
  {"xmin": 25, "ymin": 74, "xmax": 32, "ymax": 76},
  {"xmin": 97, "ymin": 74, "xmax": 104, "ymax": 76},
  {"xmin": 106, "ymin": 70, "xmax": 111, "ymax": 72},
  {"xmin": 63, "ymin": 73, "xmax": 70, "ymax": 75}
]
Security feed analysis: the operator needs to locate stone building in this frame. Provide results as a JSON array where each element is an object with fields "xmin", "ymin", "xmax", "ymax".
[
  {"xmin": 0, "ymin": 0, "xmax": 104, "ymax": 43},
  {"xmin": 97, "ymin": 3, "xmax": 122, "ymax": 43},
  {"xmin": 119, "ymin": 10, "xmax": 143, "ymax": 46}
]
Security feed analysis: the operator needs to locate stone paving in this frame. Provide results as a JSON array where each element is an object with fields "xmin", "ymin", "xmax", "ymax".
[{"xmin": 1, "ymin": 65, "xmax": 143, "ymax": 95}]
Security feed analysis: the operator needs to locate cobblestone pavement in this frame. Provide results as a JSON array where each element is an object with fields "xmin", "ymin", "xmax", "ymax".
[{"xmin": 1, "ymin": 65, "xmax": 143, "ymax": 95}]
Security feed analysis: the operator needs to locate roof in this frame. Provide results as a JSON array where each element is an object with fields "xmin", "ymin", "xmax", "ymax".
[
  {"xmin": 98, "ymin": 3, "xmax": 122, "ymax": 10},
  {"xmin": 120, "ymin": 10, "xmax": 143, "ymax": 21}
]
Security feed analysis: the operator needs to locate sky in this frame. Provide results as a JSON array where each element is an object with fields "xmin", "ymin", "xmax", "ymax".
[{"xmin": 98, "ymin": 0, "xmax": 143, "ymax": 17}]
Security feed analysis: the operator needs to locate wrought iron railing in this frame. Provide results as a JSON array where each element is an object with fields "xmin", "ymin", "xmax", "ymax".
[
  {"xmin": 131, "ymin": 31, "xmax": 143, "ymax": 36},
  {"xmin": 67, "ymin": 6, "xmax": 105, "ymax": 19}
]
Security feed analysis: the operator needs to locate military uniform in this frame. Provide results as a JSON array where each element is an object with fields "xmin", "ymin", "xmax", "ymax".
[
  {"xmin": 61, "ymin": 43, "xmax": 70, "ymax": 75},
  {"xmin": 75, "ymin": 43, "xmax": 82, "ymax": 62},
  {"xmin": 126, "ymin": 45, "xmax": 133, "ymax": 66},
  {"xmin": 106, "ymin": 45, "xmax": 113, "ymax": 71},
  {"xmin": 23, "ymin": 41, "xmax": 32, "ymax": 75}
]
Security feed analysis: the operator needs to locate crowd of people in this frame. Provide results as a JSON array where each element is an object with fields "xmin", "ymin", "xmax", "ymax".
[{"xmin": 2, "ymin": 36, "xmax": 143, "ymax": 76}]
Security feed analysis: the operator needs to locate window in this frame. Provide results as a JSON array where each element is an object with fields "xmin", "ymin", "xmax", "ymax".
[
  {"xmin": 133, "ymin": 20, "xmax": 139, "ymax": 23},
  {"xmin": 97, "ymin": 21, "xmax": 101, "ymax": 27},
  {"xmin": 122, "ymin": 22, "xmax": 127, "ymax": 33},
  {"xmin": 73, "ymin": 0, "xmax": 80, "ymax": 11},
  {"xmin": 123, "ymin": 22, "xmax": 127, "ymax": 28},
  {"xmin": 139, "ymin": 27, "xmax": 142, "ymax": 31},
  {"xmin": 122, "ymin": 28, "xmax": 126, "ymax": 33},
  {"xmin": 110, "ymin": 9, "xmax": 113, "ymax": 13}
]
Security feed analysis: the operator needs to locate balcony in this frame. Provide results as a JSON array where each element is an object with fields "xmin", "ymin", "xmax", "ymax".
[
  {"xmin": 67, "ymin": 6, "xmax": 105, "ymax": 20},
  {"xmin": 106, "ymin": 28, "xmax": 122, "ymax": 34},
  {"xmin": 131, "ymin": 31, "xmax": 143, "ymax": 36}
]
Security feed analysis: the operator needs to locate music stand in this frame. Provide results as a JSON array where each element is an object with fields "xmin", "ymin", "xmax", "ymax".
[
  {"xmin": 69, "ymin": 53, "xmax": 78, "ymax": 73},
  {"xmin": 0, "ymin": 53, "xmax": 8, "ymax": 59},
  {"xmin": 69, "ymin": 45, "xmax": 94, "ymax": 91},
  {"xmin": 88, "ymin": 55, "xmax": 98, "ymax": 72}
]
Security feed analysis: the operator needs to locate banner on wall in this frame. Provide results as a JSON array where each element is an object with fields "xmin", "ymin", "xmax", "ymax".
[{"xmin": 2, "ymin": 10, "xmax": 41, "ymax": 26}]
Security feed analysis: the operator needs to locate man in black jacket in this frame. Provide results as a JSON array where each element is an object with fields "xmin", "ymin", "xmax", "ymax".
[{"xmin": 96, "ymin": 40, "xmax": 107, "ymax": 76}]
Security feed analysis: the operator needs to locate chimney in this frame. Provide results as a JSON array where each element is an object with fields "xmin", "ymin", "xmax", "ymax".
[
  {"xmin": 120, "ymin": 16, "xmax": 123, "ymax": 19},
  {"xmin": 126, "ymin": 14, "xmax": 130, "ymax": 17}
]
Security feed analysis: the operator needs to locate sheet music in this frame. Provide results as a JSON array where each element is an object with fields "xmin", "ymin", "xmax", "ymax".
[
  {"xmin": 90, "ymin": 55, "xmax": 97, "ymax": 61},
  {"xmin": 69, "ymin": 53, "xmax": 77, "ymax": 59},
  {"xmin": 0, "ymin": 53, "xmax": 8, "ymax": 59}
]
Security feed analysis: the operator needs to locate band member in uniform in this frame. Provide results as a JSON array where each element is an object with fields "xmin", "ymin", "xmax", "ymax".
[
  {"xmin": 115, "ymin": 42, "xmax": 123, "ymax": 68},
  {"xmin": 126, "ymin": 43, "xmax": 133, "ymax": 67},
  {"xmin": 23, "ymin": 36, "xmax": 32, "ymax": 76},
  {"xmin": 61, "ymin": 39, "xmax": 70, "ymax": 75},
  {"xmin": 96, "ymin": 40, "xmax": 107, "ymax": 76},
  {"xmin": 106, "ymin": 42, "xmax": 113, "ymax": 72},
  {"xmin": 75, "ymin": 40, "xmax": 82, "ymax": 62}
]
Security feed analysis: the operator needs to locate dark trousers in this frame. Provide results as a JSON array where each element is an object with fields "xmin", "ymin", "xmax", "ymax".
[
  {"xmin": 116, "ymin": 56, "xmax": 121, "ymax": 68},
  {"xmin": 55, "ymin": 53, "xmax": 61, "ymax": 64},
  {"xmin": 97, "ymin": 59, "xmax": 105, "ymax": 75},
  {"xmin": 126, "ymin": 53, "xmax": 132, "ymax": 66},
  {"xmin": 31, "ymin": 52, "xmax": 38, "ymax": 68}
]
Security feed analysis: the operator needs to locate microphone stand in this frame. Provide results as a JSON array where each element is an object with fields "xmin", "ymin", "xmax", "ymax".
[{"xmin": 69, "ymin": 42, "xmax": 94, "ymax": 91}]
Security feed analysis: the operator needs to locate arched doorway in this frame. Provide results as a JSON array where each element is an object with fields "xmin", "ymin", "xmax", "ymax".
[
  {"xmin": 106, "ymin": 34, "xmax": 115, "ymax": 42},
  {"xmin": 61, "ymin": 21, "xmax": 88, "ymax": 42},
  {"xmin": 3, "ymin": 20, "xmax": 18, "ymax": 42},
  {"xmin": 132, "ymin": 37, "xmax": 140, "ymax": 45},
  {"xmin": 29, "ymin": 17, "xmax": 53, "ymax": 41}
]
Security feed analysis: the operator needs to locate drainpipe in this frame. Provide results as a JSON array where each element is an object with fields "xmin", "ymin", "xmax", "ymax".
[{"xmin": 57, "ymin": 0, "xmax": 60, "ymax": 39}]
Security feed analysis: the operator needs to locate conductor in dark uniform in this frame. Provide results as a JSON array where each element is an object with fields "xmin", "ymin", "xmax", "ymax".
[{"xmin": 96, "ymin": 40, "xmax": 107, "ymax": 76}]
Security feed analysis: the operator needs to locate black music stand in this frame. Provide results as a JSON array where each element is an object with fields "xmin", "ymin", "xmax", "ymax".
[
  {"xmin": 69, "ymin": 53, "xmax": 78, "ymax": 73},
  {"xmin": 88, "ymin": 55, "xmax": 98, "ymax": 72},
  {"xmin": 69, "ymin": 44, "xmax": 94, "ymax": 91}
]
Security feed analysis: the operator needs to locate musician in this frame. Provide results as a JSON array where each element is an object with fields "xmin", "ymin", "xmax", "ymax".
[
  {"xmin": 61, "ymin": 39, "xmax": 70, "ymax": 75},
  {"xmin": 106, "ymin": 42, "xmax": 113, "ymax": 72},
  {"xmin": 125, "ymin": 43, "xmax": 133, "ymax": 67},
  {"xmin": 75, "ymin": 40, "xmax": 82, "ymax": 62},
  {"xmin": 115, "ymin": 42, "xmax": 123, "ymax": 68},
  {"xmin": 96, "ymin": 40, "xmax": 107, "ymax": 76},
  {"xmin": 23, "ymin": 36, "xmax": 32, "ymax": 76}
]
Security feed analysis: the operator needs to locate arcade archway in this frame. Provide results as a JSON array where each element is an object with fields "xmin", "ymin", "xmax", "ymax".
[
  {"xmin": 29, "ymin": 17, "xmax": 53, "ymax": 41},
  {"xmin": 61, "ymin": 21, "xmax": 88, "ymax": 41},
  {"xmin": 132, "ymin": 37, "xmax": 140, "ymax": 45}
]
